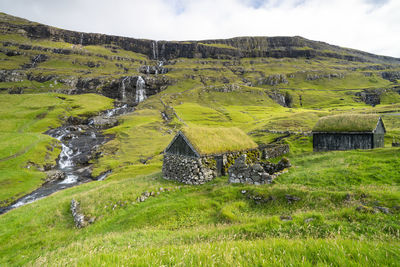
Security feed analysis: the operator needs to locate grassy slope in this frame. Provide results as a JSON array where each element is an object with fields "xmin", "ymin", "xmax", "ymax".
[{"xmin": 0, "ymin": 21, "xmax": 400, "ymax": 265}]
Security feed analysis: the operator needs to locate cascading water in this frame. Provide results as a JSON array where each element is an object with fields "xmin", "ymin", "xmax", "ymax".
[
  {"xmin": 0, "ymin": 104, "xmax": 132, "ymax": 214},
  {"xmin": 31, "ymin": 55, "xmax": 42, "ymax": 68},
  {"xmin": 80, "ymin": 33, "xmax": 84, "ymax": 45},
  {"xmin": 135, "ymin": 76, "xmax": 147, "ymax": 103},
  {"xmin": 121, "ymin": 77, "xmax": 130, "ymax": 101},
  {"xmin": 152, "ymin": 40, "xmax": 158, "ymax": 60}
]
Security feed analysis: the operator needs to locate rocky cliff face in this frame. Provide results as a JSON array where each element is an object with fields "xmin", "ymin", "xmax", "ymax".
[{"xmin": 2, "ymin": 12, "xmax": 400, "ymax": 63}]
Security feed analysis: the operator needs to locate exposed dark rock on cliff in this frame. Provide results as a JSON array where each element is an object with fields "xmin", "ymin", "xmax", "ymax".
[
  {"xmin": 2, "ymin": 12, "xmax": 400, "ymax": 63},
  {"xmin": 355, "ymin": 89, "xmax": 382, "ymax": 106},
  {"xmin": 381, "ymin": 71, "xmax": 400, "ymax": 82},
  {"xmin": 258, "ymin": 74, "xmax": 288, "ymax": 86}
]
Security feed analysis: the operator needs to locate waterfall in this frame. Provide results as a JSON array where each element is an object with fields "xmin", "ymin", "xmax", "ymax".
[
  {"xmin": 31, "ymin": 55, "xmax": 42, "ymax": 67},
  {"xmin": 59, "ymin": 144, "xmax": 75, "ymax": 168},
  {"xmin": 152, "ymin": 41, "xmax": 158, "ymax": 60},
  {"xmin": 80, "ymin": 33, "xmax": 84, "ymax": 45},
  {"xmin": 121, "ymin": 77, "xmax": 130, "ymax": 101},
  {"xmin": 135, "ymin": 76, "xmax": 147, "ymax": 103}
]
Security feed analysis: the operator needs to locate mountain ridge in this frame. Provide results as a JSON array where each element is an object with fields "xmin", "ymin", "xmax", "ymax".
[{"xmin": 1, "ymin": 12, "xmax": 399, "ymax": 64}]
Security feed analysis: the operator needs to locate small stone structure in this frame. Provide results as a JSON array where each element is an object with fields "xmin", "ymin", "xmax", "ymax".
[
  {"xmin": 228, "ymin": 155, "xmax": 291, "ymax": 185},
  {"xmin": 312, "ymin": 114, "xmax": 386, "ymax": 152},
  {"xmin": 163, "ymin": 127, "xmax": 290, "ymax": 185}
]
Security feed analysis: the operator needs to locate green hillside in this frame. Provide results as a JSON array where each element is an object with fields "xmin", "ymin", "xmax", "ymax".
[{"xmin": 0, "ymin": 12, "xmax": 399, "ymax": 266}]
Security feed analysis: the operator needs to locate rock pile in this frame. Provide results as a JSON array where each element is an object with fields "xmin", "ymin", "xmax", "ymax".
[
  {"xmin": 70, "ymin": 199, "xmax": 95, "ymax": 228},
  {"xmin": 228, "ymin": 155, "xmax": 291, "ymax": 185}
]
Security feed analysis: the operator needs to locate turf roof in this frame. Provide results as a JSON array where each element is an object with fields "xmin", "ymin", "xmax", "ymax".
[
  {"xmin": 181, "ymin": 127, "xmax": 258, "ymax": 156},
  {"xmin": 313, "ymin": 114, "xmax": 382, "ymax": 133}
]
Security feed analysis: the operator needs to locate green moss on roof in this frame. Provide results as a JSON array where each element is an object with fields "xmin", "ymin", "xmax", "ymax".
[
  {"xmin": 181, "ymin": 127, "xmax": 258, "ymax": 155},
  {"xmin": 313, "ymin": 114, "xmax": 381, "ymax": 133}
]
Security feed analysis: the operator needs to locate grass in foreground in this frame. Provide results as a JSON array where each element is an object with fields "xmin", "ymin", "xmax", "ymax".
[{"xmin": 0, "ymin": 147, "xmax": 399, "ymax": 265}]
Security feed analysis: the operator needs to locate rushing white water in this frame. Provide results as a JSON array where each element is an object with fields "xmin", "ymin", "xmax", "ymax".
[
  {"xmin": 135, "ymin": 76, "xmax": 147, "ymax": 103},
  {"xmin": 121, "ymin": 77, "xmax": 130, "ymax": 101},
  {"xmin": 80, "ymin": 33, "xmax": 84, "ymax": 45},
  {"xmin": 105, "ymin": 104, "xmax": 128, "ymax": 118},
  {"xmin": 11, "ymin": 194, "xmax": 44, "ymax": 208},
  {"xmin": 59, "ymin": 174, "xmax": 78, "ymax": 184},
  {"xmin": 59, "ymin": 144, "xmax": 74, "ymax": 168},
  {"xmin": 31, "ymin": 55, "xmax": 43, "ymax": 67},
  {"xmin": 152, "ymin": 41, "xmax": 158, "ymax": 60}
]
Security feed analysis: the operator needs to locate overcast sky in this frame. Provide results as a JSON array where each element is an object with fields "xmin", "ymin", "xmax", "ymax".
[{"xmin": 1, "ymin": 0, "xmax": 399, "ymax": 57}]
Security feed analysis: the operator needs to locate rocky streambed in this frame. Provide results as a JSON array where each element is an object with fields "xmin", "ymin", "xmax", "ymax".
[{"xmin": 0, "ymin": 104, "xmax": 133, "ymax": 214}]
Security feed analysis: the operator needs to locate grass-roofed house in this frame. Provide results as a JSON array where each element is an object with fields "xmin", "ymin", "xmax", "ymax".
[
  {"xmin": 162, "ymin": 127, "xmax": 259, "ymax": 185},
  {"xmin": 312, "ymin": 114, "xmax": 386, "ymax": 152}
]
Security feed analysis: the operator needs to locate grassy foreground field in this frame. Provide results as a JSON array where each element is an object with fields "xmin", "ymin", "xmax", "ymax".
[{"xmin": 0, "ymin": 147, "xmax": 399, "ymax": 265}]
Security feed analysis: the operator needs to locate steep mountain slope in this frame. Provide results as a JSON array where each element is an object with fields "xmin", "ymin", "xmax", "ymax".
[{"xmin": 0, "ymin": 12, "xmax": 399, "ymax": 266}]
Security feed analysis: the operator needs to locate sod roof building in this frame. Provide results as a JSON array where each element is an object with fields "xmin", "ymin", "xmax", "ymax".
[
  {"xmin": 162, "ymin": 127, "xmax": 259, "ymax": 185},
  {"xmin": 312, "ymin": 114, "xmax": 386, "ymax": 151}
]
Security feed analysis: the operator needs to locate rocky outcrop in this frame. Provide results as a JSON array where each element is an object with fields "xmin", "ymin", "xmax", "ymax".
[
  {"xmin": 267, "ymin": 91, "xmax": 293, "ymax": 107},
  {"xmin": 258, "ymin": 74, "xmax": 288, "ymax": 86},
  {"xmin": 381, "ymin": 71, "xmax": 400, "ymax": 82},
  {"xmin": 306, "ymin": 73, "xmax": 345, "ymax": 80},
  {"xmin": 355, "ymin": 89, "xmax": 382, "ymax": 106},
  {"xmin": 44, "ymin": 170, "xmax": 65, "ymax": 184},
  {"xmin": 89, "ymin": 116, "xmax": 118, "ymax": 129},
  {"xmin": 0, "ymin": 70, "xmax": 26, "ymax": 82}
]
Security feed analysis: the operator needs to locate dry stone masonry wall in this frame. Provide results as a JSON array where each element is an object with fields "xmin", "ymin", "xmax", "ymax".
[
  {"xmin": 162, "ymin": 154, "xmax": 217, "ymax": 185},
  {"xmin": 228, "ymin": 155, "xmax": 291, "ymax": 185}
]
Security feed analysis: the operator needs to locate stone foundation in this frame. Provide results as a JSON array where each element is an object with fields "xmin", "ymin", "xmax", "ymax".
[
  {"xmin": 228, "ymin": 155, "xmax": 291, "ymax": 185},
  {"xmin": 228, "ymin": 155, "xmax": 272, "ymax": 185},
  {"xmin": 259, "ymin": 144, "xmax": 290, "ymax": 159},
  {"xmin": 162, "ymin": 154, "xmax": 217, "ymax": 185}
]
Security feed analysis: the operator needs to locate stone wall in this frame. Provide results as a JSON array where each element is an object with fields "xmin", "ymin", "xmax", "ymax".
[
  {"xmin": 228, "ymin": 155, "xmax": 291, "ymax": 185},
  {"xmin": 222, "ymin": 149, "xmax": 261, "ymax": 174},
  {"xmin": 259, "ymin": 144, "xmax": 290, "ymax": 159},
  {"xmin": 162, "ymin": 154, "xmax": 217, "ymax": 185}
]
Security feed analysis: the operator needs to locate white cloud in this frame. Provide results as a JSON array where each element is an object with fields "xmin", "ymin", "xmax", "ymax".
[{"xmin": 0, "ymin": 0, "xmax": 399, "ymax": 57}]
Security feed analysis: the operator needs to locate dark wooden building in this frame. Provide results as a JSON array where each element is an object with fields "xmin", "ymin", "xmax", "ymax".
[{"xmin": 312, "ymin": 114, "xmax": 386, "ymax": 151}]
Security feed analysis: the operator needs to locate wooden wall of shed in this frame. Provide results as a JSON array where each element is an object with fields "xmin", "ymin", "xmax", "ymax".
[
  {"xmin": 165, "ymin": 134, "xmax": 198, "ymax": 157},
  {"xmin": 373, "ymin": 133, "xmax": 385, "ymax": 148},
  {"xmin": 313, "ymin": 133, "xmax": 374, "ymax": 151}
]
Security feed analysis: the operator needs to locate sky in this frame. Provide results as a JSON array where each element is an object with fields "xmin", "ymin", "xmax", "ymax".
[{"xmin": 0, "ymin": 0, "xmax": 399, "ymax": 57}]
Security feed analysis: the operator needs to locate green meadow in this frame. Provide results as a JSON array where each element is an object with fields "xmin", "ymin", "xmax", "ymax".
[{"xmin": 0, "ymin": 11, "xmax": 400, "ymax": 266}]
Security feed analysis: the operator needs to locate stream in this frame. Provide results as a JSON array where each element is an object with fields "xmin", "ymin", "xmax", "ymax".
[{"xmin": 0, "ymin": 104, "xmax": 133, "ymax": 214}]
